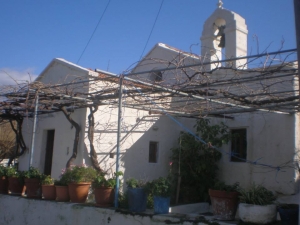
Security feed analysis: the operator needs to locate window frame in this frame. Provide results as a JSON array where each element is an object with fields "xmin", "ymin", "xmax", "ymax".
[
  {"xmin": 148, "ymin": 141, "xmax": 159, "ymax": 163},
  {"xmin": 230, "ymin": 128, "xmax": 247, "ymax": 163}
]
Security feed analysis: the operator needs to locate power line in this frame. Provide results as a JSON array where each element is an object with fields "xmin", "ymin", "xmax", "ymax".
[
  {"xmin": 139, "ymin": 0, "xmax": 165, "ymax": 60},
  {"xmin": 77, "ymin": 0, "xmax": 111, "ymax": 64}
]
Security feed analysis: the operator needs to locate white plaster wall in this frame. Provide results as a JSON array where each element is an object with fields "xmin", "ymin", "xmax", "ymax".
[
  {"xmin": 36, "ymin": 58, "xmax": 90, "ymax": 88},
  {"xmin": 19, "ymin": 109, "xmax": 87, "ymax": 179},
  {"xmin": 213, "ymin": 112, "xmax": 298, "ymax": 195},
  {"xmin": 84, "ymin": 100, "xmax": 196, "ymax": 184},
  {"xmin": 131, "ymin": 44, "xmax": 201, "ymax": 87}
]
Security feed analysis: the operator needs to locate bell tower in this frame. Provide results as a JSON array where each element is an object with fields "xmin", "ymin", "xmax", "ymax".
[{"xmin": 200, "ymin": 0, "xmax": 248, "ymax": 70}]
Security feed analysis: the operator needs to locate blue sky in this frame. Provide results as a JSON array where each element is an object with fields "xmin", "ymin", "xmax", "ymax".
[{"xmin": 0, "ymin": 0, "xmax": 296, "ymax": 85}]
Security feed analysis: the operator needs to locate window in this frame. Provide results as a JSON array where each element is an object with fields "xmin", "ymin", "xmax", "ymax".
[
  {"xmin": 150, "ymin": 71, "xmax": 162, "ymax": 82},
  {"xmin": 149, "ymin": 141, "xmax": 159, "ymax": 163},
  {"xmin": 230, "ymin": 129, "xmax": 247, "ymax": 162}
]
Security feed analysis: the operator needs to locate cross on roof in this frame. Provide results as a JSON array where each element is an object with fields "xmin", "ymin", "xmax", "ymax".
[{"xmin": 217, "ymin": 0, "xmax": 223, "ymax": 8}]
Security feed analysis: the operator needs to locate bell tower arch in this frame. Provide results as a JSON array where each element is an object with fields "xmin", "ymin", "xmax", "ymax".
[{"xmin": 200, "ymin": 1, "xmax": 248, "ymax": 70}]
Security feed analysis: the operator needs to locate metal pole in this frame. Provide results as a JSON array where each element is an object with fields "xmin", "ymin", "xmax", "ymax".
[
  {"xmin": 29, "ymin": 93, "xmax": 39, "ymax": 169},
  {"xmin": 293, "ymin": 0, "xmax": 300, "ymax": 222},
  {"xmin": 294, "ymin": 0, "xmax": 300, "ymax": 101},
  {"xmin": 114, "ymin": 75, "xmax": 123, "ymax": 208}
]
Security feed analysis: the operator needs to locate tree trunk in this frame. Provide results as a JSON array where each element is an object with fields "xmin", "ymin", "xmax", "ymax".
[
  {"xmin": 88, "ymin": 106, "xmax": 103, "ymax": 172},
  {"xmin": 7, "ymin": 114, "xmax": 27, "ymax": 165},
  {"xmin": 60, "ymin": 107, "xmax": 81, "ymax": 169}
]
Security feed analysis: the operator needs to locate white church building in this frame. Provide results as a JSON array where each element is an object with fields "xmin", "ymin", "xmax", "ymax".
[{"xmin": 17, "ymin": 2, "xmax": 299, "ymax": 201}]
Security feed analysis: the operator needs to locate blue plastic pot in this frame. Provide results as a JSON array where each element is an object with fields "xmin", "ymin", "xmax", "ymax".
[
  {"xmin": 278, "ymin": 204, "xmax": 299, "ymax": 225},
  {"xmin": 127, "ymin": 188, "xmax": 147, "ymax": 212},
  {"xmin": 154, "ymin": 196, "xmax": 170, "ymax": 214}
]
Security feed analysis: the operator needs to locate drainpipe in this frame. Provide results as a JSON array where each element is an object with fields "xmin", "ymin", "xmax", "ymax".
[
  {"xmin": 294, "ymin": 0, "xmax": 300, "ymax": 102},
  {"xmin": 293, "ymin": 0, "xmax": 300, "ymax": 222},
  {"xmin": 29, "ymin": 93, "xmax": 39, "ymax": 169},
  {"xmin": 115, "ymin": 75, "xmax": 123, "ymax": 208}
]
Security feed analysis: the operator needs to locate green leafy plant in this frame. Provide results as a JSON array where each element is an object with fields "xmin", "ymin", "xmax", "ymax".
[
  {"xmin": 41, "ymin": 175, "xmax": 54, "ymax": 185},
  {"xmin": 126, "ymin": 177, "xmax": 148, "ymax": 189},
  {"xmin": 0, "ymin": 165, "xmax": 8, "ymax": 177},
  {"xmin": 170, "ymin": 118, "xmax": 231, "ymax": 203},
  {"xmin": 149, "ymin": 177, "xmax": 172, "ymax": 197},
  {"xmin": 212, "ymin": 181, "xmax": 239, "ymax": 192},
  {"xmin": 93, "ymin": 171, "xmax": 123, "ymax": 188},
  {"xmin": 23, "ymin": 166, "xmax": 43, "ymax": 180},
  {"xmin": 6, "ymin": 166, "xmax": 23, "ymax": 178},
  {"xmin": 61, "ymin": 164, "xmax": 97, "ymax": 184},
  {"xmin": 239, "ymin": 184, "xmax": 276, "ymax": 205},
  {"xmin": 54, "ymin": 179, "xmax": 67, "ymax": 186}
]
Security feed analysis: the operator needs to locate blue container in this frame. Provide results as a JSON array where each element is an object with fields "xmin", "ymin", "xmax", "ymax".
[
  {"xmin": 154, "ymin": 196, "xmax": 170, "ymax": 214},
  {"xmin": 278, "ymin": 204, "xmax": 299, "ymax": 225},
  {"xmin": 127, "ymin": 188, "xmax": 147, "ymax": 213}
]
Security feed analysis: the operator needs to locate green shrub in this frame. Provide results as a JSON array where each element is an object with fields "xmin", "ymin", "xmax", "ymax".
[
  {"xmin": 23, "ymin": 167, "xmax": 43, "ymax": 180},
  {"xmin": 239, "ymin": 184, "xmax": 276, "ymax": 205},
  {"xmin": 41, "ymin": 175, "xmax": 54, "ymax": 185},
  {"xmin": 170, "ymin": 118, "xmax": 230, "ymax": 203},
  {"xmin": 61, "ymin": 164, "xmax": 97, "ymax": 184},
  {"xmin": 126, "ymin": 178, "xmax": 147, "ymax": 188},
  {"xmin": 93, "ymin": 171, "xmax": 123, "ymax": 188},
  {"xmin": 0, "ymin": 165, "xmax": 8, "ymax": 177},
  {"xmin": 6, "ymin": 166, "xmax": 22, "ymax": 178},
  {"xmin": 212, "ymin": 181, "xmax": 239, "ymax": 192},
  {"xmin": 149, "ymin": 177, "xmax": 172, "ymax": 197}
]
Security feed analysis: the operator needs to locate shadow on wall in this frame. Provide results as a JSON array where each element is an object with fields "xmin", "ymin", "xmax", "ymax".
[{"xmin": 120, "ymin": 116, "xmax": 193, "ymax": 185}]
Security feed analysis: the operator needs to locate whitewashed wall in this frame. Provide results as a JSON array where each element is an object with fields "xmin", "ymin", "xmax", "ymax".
[
  {"xmin": 19, "ymin": 109, "xmax": 87, "ymax": 178},
  {"xmin": 210, "ymin": 112, "xmax": 299, "ymax": 195}
]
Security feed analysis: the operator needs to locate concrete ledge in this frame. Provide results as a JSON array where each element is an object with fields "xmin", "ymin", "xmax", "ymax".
[
  {"xmin": 0, "ymin": 195, "xmax": 222, "ymax": 225},
  {"xmin": 170, "ymin": 202, "xmax": 210, "ymax": 214}
]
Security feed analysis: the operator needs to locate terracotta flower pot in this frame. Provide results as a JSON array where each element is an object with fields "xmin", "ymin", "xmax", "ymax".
[
  {"xmin": 25, "ymin": 178, "xmax": 42, "ymax": 198},
  {"xmin": 55, "ymin": 186, "xmax": 70, "ymax": 202},
  {"xmin": 94, "ymin": 187, "xmax": 114, "ymax": 207},
  {"xmin": 0, "ymin": 176, "xmax": 9, "ymax": 194},
  {"xmin": 68, "ymin": 182, "xmax": 91, "ymax": 203},
  {"xmin": 8, "ymin": 177, "xmax": 25, "ymax": 196},
  {"xmin": 209, "ymin": 189, "xmax": 239, "ymax": 220},
  {"xmin": 42, "ymin": 185, "xmax": 56, "ymax": 200}
]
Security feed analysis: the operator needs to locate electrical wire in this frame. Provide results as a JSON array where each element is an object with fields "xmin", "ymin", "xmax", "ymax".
[
  {"xmin": 77, "ymin": 0, "xmax": 111, "ymax": 64},
  {"xmin": 139, "ymin": 0, "xmax": 165, "ymax": 60}
]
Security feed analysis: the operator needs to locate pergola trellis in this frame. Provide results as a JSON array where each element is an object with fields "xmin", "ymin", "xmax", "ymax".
[{"xmin": 0, "ymin": 49, "xmax": 298, "ymax": 119}]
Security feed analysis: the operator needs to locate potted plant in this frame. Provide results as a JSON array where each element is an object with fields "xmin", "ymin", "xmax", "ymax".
[
  {"xmin": 23, "ymin": 166, "xmax": 43, "ymax": 198},
  {"xmin": 6, "ymin": 166, "xmax": 25, "ymax": 196},
  {"xmin": 208, "ymin": 181, "xmax": 239, "ymax": 220},
  {"xmin": 149, "ymin": 177, "xmax": 172, "ymax": 214},
  {"xmin": 126, "ymin": 178, "xmax": 148, "ymax": 213},
  {"xmin": 277, "ymin": 203, "xmax": 299, "ymax": 225},
  {"xmin": 238, "ymin": 184, "xmax": 277, "ymax": 224},
  {"xmin": 92, "ymin": 171, "xmax": 123, "ymax": 207},
  {"xmin": 0, "ymin": 165, "xmax": 8, "ymax": 194},
  {"xmin": 54, "ymin": 174, "xmax": 70, "ymax": 202},
  {"xmin": 41, "ymin": 175, "xmax": 56, "ymax": 200},
  {"xmin": 63, "ymin": 164, "xmax": 97, "ymax": 203}
]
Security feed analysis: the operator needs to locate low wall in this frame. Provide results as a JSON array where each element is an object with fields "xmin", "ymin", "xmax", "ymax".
[{"xmin": 0, "ymin": 195, "xmax": 213, "ymax": 225}]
